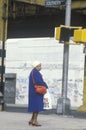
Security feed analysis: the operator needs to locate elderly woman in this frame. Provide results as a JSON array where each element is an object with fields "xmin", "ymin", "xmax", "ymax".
[{"xmin": 28, "ymin": 61, "xmax": 48, "ymax": 126}]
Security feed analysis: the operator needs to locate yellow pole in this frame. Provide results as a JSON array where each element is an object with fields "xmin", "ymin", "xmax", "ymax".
[
  {"xmin": 77, "ymin": 52, "xmax": 86, "ymax": 112},
  {"xmin": 0, "ymin": 0, "xmax": 8, "ymax": 110},
  {"xmin": 0, "ymin": 0, "xmax": 8, "ymax": 41}
]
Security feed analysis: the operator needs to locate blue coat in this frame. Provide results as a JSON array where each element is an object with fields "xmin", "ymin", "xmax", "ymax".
[{"xmin": 28, "ymin": 68, "xmax": 48, "ymax": 112}]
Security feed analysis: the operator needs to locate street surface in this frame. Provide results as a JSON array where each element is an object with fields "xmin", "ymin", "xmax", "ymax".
[{"xmin": 0, "ymin": 111, "xmax": 86, "ymax": 130}]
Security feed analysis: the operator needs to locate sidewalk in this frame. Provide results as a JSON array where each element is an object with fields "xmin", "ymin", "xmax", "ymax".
[
  {"xmin": 0, "ymin": 111, "xmax": 86, "ymax": 130},
  {"xmin": 4, "ymin": 103, "xmax": 86, "ymax": 118}
]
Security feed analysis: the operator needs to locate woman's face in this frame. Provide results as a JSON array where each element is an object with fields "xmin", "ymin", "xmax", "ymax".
[{"xmin": 36, "ymin": 64, "xmax": 41, "ymax": 71}]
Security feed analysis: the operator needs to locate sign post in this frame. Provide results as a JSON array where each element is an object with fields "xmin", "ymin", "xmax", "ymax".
[
  {"xmin": 46, "ymin": 0, "xmax": 72, "ymax": 115},
  {"xmin": 57, "ymin": 0, "xmax": 72, "ymax": 115},
  {"xmin": 62, "ymin": 0, "xmax": 71, "ymax": 115},
  {"xmin": 47, "ymin": 0, "xmax": 72, "ymax": 115}
]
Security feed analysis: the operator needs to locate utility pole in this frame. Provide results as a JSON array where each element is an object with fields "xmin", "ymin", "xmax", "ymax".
[
  {"xmin": 62, "ymin": 0, "xmax": 71, "ymax": 114},
  {"xmin": 56, "ymin": 0, "xmax": 72, "ymax": 115}
]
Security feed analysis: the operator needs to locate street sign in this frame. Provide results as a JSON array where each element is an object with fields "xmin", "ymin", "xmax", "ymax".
[{"xmin": 45, "ymin": 0, "xmax": 66, "ymax": 7}]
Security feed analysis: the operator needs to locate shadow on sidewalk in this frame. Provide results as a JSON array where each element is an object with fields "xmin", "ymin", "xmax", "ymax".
[{"xmin": 3, "ymin": 104, "xmax": 86, "ymax": 119}]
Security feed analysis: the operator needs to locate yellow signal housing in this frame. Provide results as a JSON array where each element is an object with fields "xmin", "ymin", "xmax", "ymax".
[
  {"xmin": 81, "ymin": 29, "xmax": 86, "ymax": 43},
  {"xmin": 55, "ymin": 27, "xmax": 61, "ymax": 40},
  {"xmin": 74, "ymin": 29, "xmax": 86, "ymax": 43},
  {"xmin": 74, "ymin": 29, "xmax": 82, "ymax": 43}
]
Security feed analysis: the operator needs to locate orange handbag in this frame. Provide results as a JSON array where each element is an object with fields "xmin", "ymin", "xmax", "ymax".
[
  {"xmin": 32, "ymin": 71, "xmax": 47, "ymax": 95},
  {"xmin": 34, "ymin": 85, "xmax": 46, "ymax": 95}
]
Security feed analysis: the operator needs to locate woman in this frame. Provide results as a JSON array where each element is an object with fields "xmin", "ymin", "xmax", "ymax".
[{"xmin": 28, "ymin": 61, "xmax": 48, "ymax": 126}]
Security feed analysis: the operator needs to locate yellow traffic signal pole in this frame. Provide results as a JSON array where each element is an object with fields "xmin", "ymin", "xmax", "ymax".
[
  {"xmin": 77, "ymin": 45, "xmax": 86, "ymax": 112},
  {"xmin": 73, "ymin": 29, "xmax": 86, "ymax": 112}
]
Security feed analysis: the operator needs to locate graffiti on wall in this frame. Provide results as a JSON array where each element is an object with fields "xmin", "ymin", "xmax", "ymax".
[{"xmin": 15, "ymin": 65, "xmax": 83, "ymax": 109}]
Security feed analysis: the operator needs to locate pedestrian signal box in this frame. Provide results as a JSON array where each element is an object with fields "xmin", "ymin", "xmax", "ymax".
[
  {"xmin": 74, "ymin": 29, "xmax": 86, "ymax": 43},
  {"xmin": 55, "ymin": 26, "xmax": 71, "ymax": 42},
  {"xmin": 55, "ymin": 25, "xmax": 82, "ymax": 43},
  {"xmin": 60, "ymin": 27, "xmax": 71, "ymax": 43}
]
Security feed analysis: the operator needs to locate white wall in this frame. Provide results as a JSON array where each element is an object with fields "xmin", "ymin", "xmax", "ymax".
[{"xmin": 5, "ymin": 38, "xmax": 84, "ymax": 109}]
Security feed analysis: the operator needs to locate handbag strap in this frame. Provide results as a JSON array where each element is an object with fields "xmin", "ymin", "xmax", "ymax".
[{"xmin": 31, "ymin": 70, "xmax": 35, "ymax": 85}]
